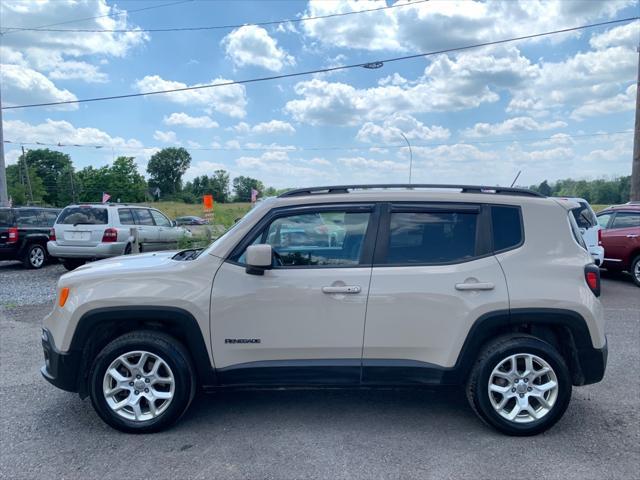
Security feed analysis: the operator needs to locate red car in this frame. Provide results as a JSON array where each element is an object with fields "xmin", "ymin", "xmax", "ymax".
[{"xmin": 597, "ymin": 202, "xmax": 640, "ymax": 286}]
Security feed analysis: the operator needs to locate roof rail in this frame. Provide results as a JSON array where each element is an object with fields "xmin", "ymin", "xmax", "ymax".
[{"xmin": 279, "ymin": 184, "xmax": 545, "ymax": 198}]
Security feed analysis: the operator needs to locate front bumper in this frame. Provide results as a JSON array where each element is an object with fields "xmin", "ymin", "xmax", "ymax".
[
  {"xmin": 47, "ymin": 241, "xmax": 126, "ymax": 259},
  {"xmin": 41, "ymin": 328, "xmax": 81, "ymax": 393},
  {"xmin": 577, "ymin": 337, "xmax": 608, "ymax": 385}
]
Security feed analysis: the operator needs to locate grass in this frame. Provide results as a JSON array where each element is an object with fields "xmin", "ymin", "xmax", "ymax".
[{"xmin": 141, "ymin": 201, "xmax": 252, "ymax": 227}]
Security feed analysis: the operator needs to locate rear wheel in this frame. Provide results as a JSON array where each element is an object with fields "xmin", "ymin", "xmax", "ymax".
[
  {"xmin": 88, "ymin": 331, "xmax": 196, "ymax": 433},
  {"xmin": 631, "ymin": 255, "xmax": 640, "ymax": 287},
  {"xmin": 466, "ymin": 335, "xmax": 571, "ymax": 436},
  {"xmin": 23, "ymin": 243, "xmax": 47, "ymax": 269},
  {"xmin": 62, "ymin": 259, "xmax": 85, "ymax": 271}
]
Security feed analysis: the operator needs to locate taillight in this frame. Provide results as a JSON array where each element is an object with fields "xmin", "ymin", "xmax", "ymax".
[
  {"xmin": 49, "ymin": 228, "xmax": 56, "ymax": 242},
  {"xmin": 584, "ymin": 265, "xmax": 601, "ymax": 297},
  {"xmin": 597, "ymin": 229, "xmax": 602, "ymax": 245},
  {"xmin": 101, "ymin": 228, "xmax": 118, "ymax": 242},
  {"xmin": 7, "ymin": 227, "xmax": 18, "ymax": 244}
]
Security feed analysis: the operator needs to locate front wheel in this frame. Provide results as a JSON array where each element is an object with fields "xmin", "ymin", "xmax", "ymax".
[
  {"xmin": 23, "ymin": 243, "xmax": 47, "ymax": 269},
  {"xmin": 88, "ymin": 331, "xmax": 196, "ymax": 433},
  {"xmin": 466, "ymin": 335, "xmax": 571, "ymax": 436}
]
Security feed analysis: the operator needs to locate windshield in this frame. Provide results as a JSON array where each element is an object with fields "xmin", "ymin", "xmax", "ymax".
[{"xmin": 58, "ymin": 207, "xmax": 108, "ymax": 225}]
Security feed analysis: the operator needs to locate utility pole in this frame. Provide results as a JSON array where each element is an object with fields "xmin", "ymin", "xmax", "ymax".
[
  {"xmin": 21, "ymin": 146, "xmax": 34, "ymax": 204},
  {"xmin": 631, "ymin": 44, "xmax": 640, "ymax": 202},
  {"xmin": 0, "ymin": 88, "xmax": 9, "ymax": 207}
]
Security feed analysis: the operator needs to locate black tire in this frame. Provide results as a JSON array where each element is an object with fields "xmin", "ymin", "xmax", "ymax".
[
  {"xmin": 88, "ymin": 331, "xmax": 196, "ymax": 433},
  {"xmin": 466, "ymin": 335, "xmax": 572, "ymax": 436},
  {"xmin": 23, "ymin": 243, "xmax": 47, "ymax": 269},
  {"xmin": 62, "ymin": 259, "xmax": 85, "ymax": 271},
  {"xmin": 631, "ymin": 255, "xmax": 640, "ymax": 287}
]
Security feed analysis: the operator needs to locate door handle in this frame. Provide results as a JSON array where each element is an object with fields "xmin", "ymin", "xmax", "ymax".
[
  {"xmin": 626, "ymin": 234, "xmax": 639, "ymax": 238},
  {"xmin": 321, "ymin": 285, "xmax": 361, "ymax": 294},
  {"xmin": 455, "ymin": 282, "xmax": 495, "ymax": 291}
]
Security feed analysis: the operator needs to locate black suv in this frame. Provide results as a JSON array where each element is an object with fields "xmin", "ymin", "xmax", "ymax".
[{"xmin": 0, "ymin": 207, "xmax": 60, "ymax": 269}]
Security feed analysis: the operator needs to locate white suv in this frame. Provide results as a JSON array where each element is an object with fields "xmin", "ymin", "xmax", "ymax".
[
  {"xmin": 47, "ymin": 203, "xmax": 190, "ymax": 270},
  {"xmin": 41, "ymin": 185, "xmax": 607, "ymax": 436}
]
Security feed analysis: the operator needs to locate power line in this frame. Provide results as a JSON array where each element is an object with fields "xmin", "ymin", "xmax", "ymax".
[
  {"xmin": 4, "ymin": 130, "xmax": 633, "ymax": 153},
  {"xmin": 1, "ymin": 0, "xmax": 430, "ymax": 34},
  {"xmin": 3, "ymin": 16, "xmax": 637, "ymax": 111},
  {"xmin": 0, "ymin": 0, "xmax": 194, "ymax": 34}
]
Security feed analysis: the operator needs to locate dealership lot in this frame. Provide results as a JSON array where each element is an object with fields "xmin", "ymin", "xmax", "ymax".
[{"xmin": 0, "ymin": 261, "xmax": 638, "ymax": 480}]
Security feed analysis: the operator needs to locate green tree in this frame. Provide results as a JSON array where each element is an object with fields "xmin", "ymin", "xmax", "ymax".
[
  {"xmin": 6, "ymin": 163, "xmax": 46, "ymax": 205},
  {"xmin": 232, "ymin": 176, "xmax": 264, "ymax": 202},
  {"xmin": 108, "ymin": 157, "xmax": 147, "ymax": 202},
  {"xmin": 147, "ymin": 147, "xmax": 191, "ymax": 196},
  {"xmin": 19, "ymin": 149, "xmax": 73, "ymax": 206},
  {"xmin": 537, "ymin": 180, "xmax": 552, "ymax": 196}
]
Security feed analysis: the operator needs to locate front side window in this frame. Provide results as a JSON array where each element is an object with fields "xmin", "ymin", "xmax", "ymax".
[
  {"xmin": 239, "ymin": 210, "xmax": 370, "ymax": 267},
  {"xmin": 133, "ymin": 209, "xmax": 155, "ymax": 226},
  {"xmin": 610, "ymin": 212, "xmax": 640, "ymax": 229},
  {"xmin": 385, "ymin": 211, "xmax": 478, "ymax": 264},
  {"xmin": 597, "ymin": 213, "xmax": 612, "ymax": 229},
  {"xmin": 58, "ymin": 207, "xmax": 108, "ymax": 225},
  {"xmin": 150, "ymin": 210, "xmax": 172, "ymax": 227}
]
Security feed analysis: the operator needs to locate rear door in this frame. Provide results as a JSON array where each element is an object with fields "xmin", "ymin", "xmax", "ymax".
[
  {"xmin": 362, "ymin": 203, "xmax": 509, "ymax": 384},
  {"xmin": 54, "ymin": 206, "xmax": 109, "ymax": 246},
  {"xmin": 601, "ymin": 211, "xmax": 640, "ymax": 267},
  {"xmin": 132, "ymin": 208, "xmax": 158, "ymax": 251}
]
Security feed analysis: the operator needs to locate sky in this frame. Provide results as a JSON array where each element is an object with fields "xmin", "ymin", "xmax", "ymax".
[{"xmin": 1, "ymin": 0, "xmax": 638, "ymax": 189}]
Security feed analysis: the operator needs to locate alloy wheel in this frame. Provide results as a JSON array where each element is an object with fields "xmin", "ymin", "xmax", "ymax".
[
  {"xmin": 30, "ymin": 246, "xmax": 45, "ymax": 268},
  {"xmin": 488, "ymin": 353, "xmax": 559, "ymax": 423},
  {"xmin": 102, "ymin": 351, "xmax": 175, "ymax": 422}
]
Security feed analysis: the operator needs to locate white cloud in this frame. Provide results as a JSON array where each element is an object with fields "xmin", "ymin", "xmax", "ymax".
[
  {"xmin": 301, "ymin": 0, "xmax": 632, "ymax": 52},
  {"xmin": 589, "ymin": 20, "xmax": 640, "ymax": 50},
  {"xmin": 230, "ymin": 120, "xmax": 296, "ymax": 135},
  {"xmin": 0, "ymin": 0, "xmax": 147, "ymax": 87},
  {"xmin": 153, "ymin": 130, "xmax": 178, "ymax": 144},
  {"xmin": 222, "ymin": 25, "xmax": 294, "ymax": 71},
  {"xmin": 0, "ymin": 64, "xmax": 78, "ymax": 109},
  {"xmin": 338, "ymin": 156, "xmax": 407, "ymax": 172},
  {"xmin": 286, "ymin": 47, "xmax": 536, "ymax": 125},
  {"xmin": 134, "ymin": 75, "xmax": 247, "ymax": 118},
  {"xmin": 356, "ymin": 114, "xmax": 450, "ymax": 143},
  {"xmin": 462, "ymin": 117, "xmax": 568, "ymax": 137},
  {"xmin": 185, "ymin": 160, "xmax": 227, "ymax": 180},
  {"xmin": 163, "ymin": 112, "xmax": 219, "ymax": 129},
  {"xmin": 309, "ymin": 157, "xmax": 331, "ymax": 166},
  {"xmin": 570, "ymin": 84, "xmax": 636, "ymax": 120},
  {"xmin": 3, "ymin": 119, "xmax": 143, "ymax": 149}
]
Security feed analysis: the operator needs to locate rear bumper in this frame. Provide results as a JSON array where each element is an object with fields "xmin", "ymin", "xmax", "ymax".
[
  {"xmin": 47, "ymin": 241, "xmax": 126, "ymax": 259},
  {"xmin": 41, "ymin": 328, "xmax": 81, "ymax": 394},
  {"xmin": 577, "ymin": 337, "xmax": 608, "ymax": 386},
  {"xmin": 588, "ymin": 246, "xmax": 604, "ymax": 266}
]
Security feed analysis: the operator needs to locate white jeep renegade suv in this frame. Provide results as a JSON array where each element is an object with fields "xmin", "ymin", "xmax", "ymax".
[{"xmin": 41, "ymin": 184, "xmax": 607, "ymax": 435}]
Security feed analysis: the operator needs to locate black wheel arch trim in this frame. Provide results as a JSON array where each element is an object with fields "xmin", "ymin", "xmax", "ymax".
[{"xmin": 69, "ymin": 306, "xmax": 216, "ymax": 395}]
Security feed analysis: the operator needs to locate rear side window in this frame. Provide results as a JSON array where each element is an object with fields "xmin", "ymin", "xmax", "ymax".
[
  {"xmin": 0, "ymin": 210, "xmax": 14, "ymax": 226},
  {"xmin": 118, "ymin": 208, "xmax": 136, "ymax": 225},
  {"xmin": 610, "ymin": 212, "xmax": 640, "ymax": 229},
  {"xmin": 15, "ymin": 209, "xmax": 42, "ymax": 227},
  {"xmin": 571, "ymin": 202, "xmax": 597, "ymax": 229},
  {"xmin": 58, "ymin": 207, "xmax": 108, "ymax": 225},
  {"xmin": 133, "ymin": 208, "xmax": 155, "ymax": 226},
  {"xmin": 385, "ymin": 212, "xmax": 478, "ymax": 264},
  {"xmin": 491, "ymin": 206, "xmax": 523, "ymax": 252}
]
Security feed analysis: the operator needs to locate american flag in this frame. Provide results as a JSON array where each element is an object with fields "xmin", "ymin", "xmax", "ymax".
[
  {"xmin": 251, "ymin": 188, "xmax": 258, "ymax": 203},
  {"xmin": 102, "ymin": 192, "xmax": 111, "ymax": 203}
]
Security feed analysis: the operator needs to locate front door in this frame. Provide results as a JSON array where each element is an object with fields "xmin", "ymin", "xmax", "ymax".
[
  {"xmin": 210, "ymin": 205, "xmax": 377, "ymax": 385},
  {"xmin": 132, "ymin": 208, "xmax": 158, "ymax": 251}
]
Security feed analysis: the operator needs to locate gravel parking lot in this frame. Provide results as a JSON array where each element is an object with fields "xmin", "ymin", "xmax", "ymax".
[{"xmin": 0, "ymin": 261, "xmax": 638, "ymax": 480}]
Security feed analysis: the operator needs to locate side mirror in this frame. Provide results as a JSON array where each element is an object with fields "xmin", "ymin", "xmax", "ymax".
[{"xmin": 245, "ymin": 244, "xmax": 273, "ymax": 275}]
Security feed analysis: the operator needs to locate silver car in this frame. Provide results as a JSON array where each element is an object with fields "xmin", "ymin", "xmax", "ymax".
[{"xmin": 47, "ymin": 203, "xmax": 190, "ymax": 270}]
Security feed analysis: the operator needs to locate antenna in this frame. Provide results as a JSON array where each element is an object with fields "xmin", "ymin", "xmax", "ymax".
[{"xmin": 510, "ymin": 170, "xmax": 522, "ymax": 187}]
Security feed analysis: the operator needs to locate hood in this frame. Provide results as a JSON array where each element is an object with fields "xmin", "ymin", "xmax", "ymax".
[{"xmin": 62, "ymin": 251, "xmax": 179, "ymax": 281}]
